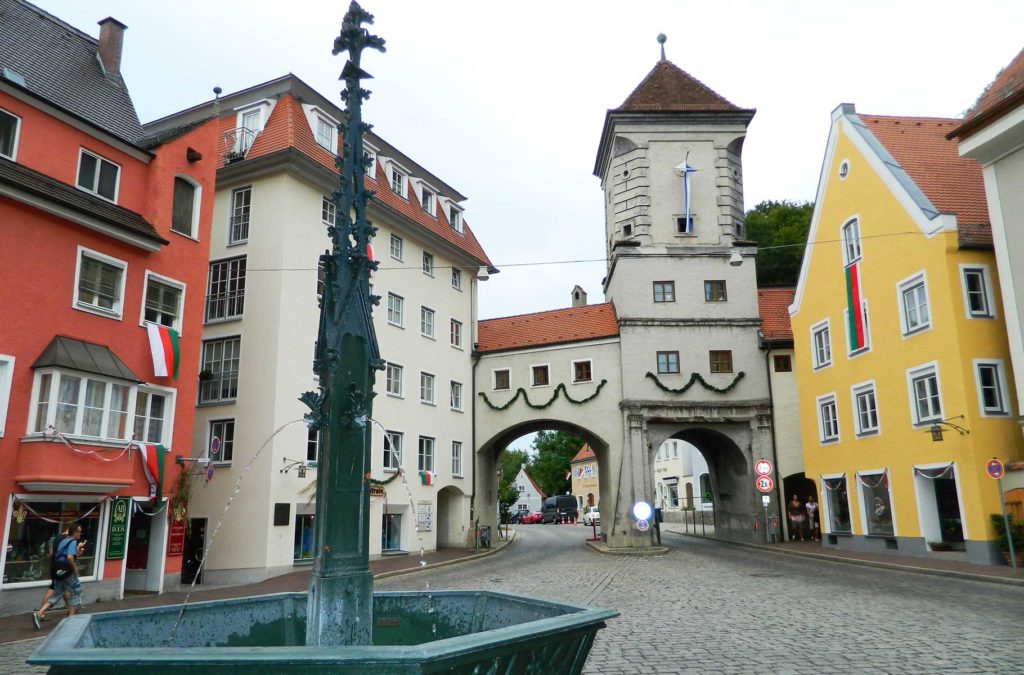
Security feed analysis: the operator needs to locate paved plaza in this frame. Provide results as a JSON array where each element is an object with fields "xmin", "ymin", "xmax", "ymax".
[{"xmin": 3, "ymin": 526, "xmax": 1023, "ymax": 673}]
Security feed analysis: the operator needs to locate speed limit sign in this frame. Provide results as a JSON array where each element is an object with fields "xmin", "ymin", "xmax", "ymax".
[
  {"xmin": 755, "ymin": 475, "xmax": 774, "ymax": 493},
  {"xmin": 754, "ymin": 458, "xmax": 773, "ymax": 476}
]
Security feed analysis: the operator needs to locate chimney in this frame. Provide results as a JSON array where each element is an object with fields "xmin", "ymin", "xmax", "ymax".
[
  {"xmin": 571, "ymin": 285, "xmax": 587, "ymax": 308},
  {"xmin": 97, "ymin": 17, "xmax": 127, "ymax": 78}
]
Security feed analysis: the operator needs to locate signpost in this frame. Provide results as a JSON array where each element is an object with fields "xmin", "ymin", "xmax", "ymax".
[
  {"xmin": 105, "ymin": 497, "xmax": 131, "ymax": 561},
  {"xmin": 988, "ymin": 458, "xmax": 1016, "ymax": 569},
  {"xmin": 754, "ymin": 459, "xmax": 773, "ymax": 476},
  {"xmin": 755, "ymin": 472, "xmax": 775, "ymax": 543},
  {"xmin": 755, "ymin": 475, "xmax": 774, "ymax": 493}
]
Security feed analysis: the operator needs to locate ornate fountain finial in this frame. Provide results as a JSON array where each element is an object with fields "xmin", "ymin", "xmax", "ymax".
[{"xmin": 657, "ymin": 33, "xmax": 667, "ymax": 61}]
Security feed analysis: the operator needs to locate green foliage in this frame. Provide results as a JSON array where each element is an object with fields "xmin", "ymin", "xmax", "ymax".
[
  {"xmin": 744, "ymin": 200, "xmax": 814, "ymax": 287},
  {"xmin": 990, "ymin": 513, "xmax": 1024, "ymax": 551},
  {"xmin": 498, "ymin": 480, "xmax": 520, "ymax": 523},
  {"xmin": 497, "ymin": 448, "xmax": 530, "ymax": 485},
  {"xmin": 529, "ymin": 430, "xmax": 585, "ymax": 499}
]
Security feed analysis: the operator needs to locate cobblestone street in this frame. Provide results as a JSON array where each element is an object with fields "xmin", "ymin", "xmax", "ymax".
[{"xmin": 3, "ymin": 526, "xmax": 1023, "ymax": 673}]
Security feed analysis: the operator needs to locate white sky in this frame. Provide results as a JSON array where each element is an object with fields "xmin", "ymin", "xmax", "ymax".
[{"xmin": 36, "ymin": 0, "xmax": 1024, "ymax": 320}]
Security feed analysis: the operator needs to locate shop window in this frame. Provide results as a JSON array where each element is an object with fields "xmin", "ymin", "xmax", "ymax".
[
  {"xmin": 859, "ymin": 472, "xmax": 894, "ymax": 536},
  {"xmin": 823, "ymin": 476, "xmax": 852, "ymax": 533},
  {"xmin": 294, "ymin": 514, "xmax": 314, "ymax": 562},
  {"xmin": 3, "ymin": 499, "xmax": 101, "ymax": 585},
  {"xmin": 382, "ymin": 513, "xmax": 402, "ymax": 551}
]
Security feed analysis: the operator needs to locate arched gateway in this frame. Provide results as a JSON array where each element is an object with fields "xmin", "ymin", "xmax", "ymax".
[{"xmin": 473, "ymin": 56, "xmax": 776, "ymax": 549}]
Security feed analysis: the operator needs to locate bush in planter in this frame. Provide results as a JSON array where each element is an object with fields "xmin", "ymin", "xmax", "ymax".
[{"xmin": 990, "ymin": 513, "xmax": 1024, "ymax": 551}]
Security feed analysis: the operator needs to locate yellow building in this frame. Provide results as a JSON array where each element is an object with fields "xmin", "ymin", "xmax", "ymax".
[{"xmin": 790, "ymin": 104, "xmax": 1024, "ymax": 565}]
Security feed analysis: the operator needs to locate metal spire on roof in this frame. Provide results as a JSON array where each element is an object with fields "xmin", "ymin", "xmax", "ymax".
[{"xmin": 657, "ymin": 33, "xmax": 667, "ymax": 61}]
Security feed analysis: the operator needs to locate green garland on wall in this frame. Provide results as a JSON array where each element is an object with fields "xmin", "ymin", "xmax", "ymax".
[
  {"xmin": 479, "ymin": 379, "xmax": 608, "ymax": 411},
  {"xmin": 369, "ymin": 471, "xmax": 402, "ymax": 487},
  {"xmin": 645, "ymin": 371, "xmax": 745, "ymax": 394}
]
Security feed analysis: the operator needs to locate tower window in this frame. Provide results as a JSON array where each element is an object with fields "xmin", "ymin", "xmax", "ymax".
[{"xmin": 676, "ymin": 216, "xmax": 694, "ymax": 234}]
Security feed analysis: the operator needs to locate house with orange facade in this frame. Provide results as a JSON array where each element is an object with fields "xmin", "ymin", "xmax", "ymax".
[{"xmin": 0, "ymin": 0, "xmax": 217, "ymax": 614}]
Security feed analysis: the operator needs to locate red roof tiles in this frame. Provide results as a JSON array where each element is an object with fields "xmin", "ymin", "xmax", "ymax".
[
  {"xmin": 758, "ymin": 288, "xmax": 795, "ymax": 343},
  {"xmin": 616, "ymin": 60, "xmax": 745, "ymax": 113},
  {"xmin": 570, "ymin": 444, "xmax": 596, "ymax": 464},
  {"xmin": 951, "ymin": 47, "xmax": 1024, "ymax": 139},
  {"xmin": 220, "ymin": 94, "xmax": 492, "ymax": 266},
  {"xmin": 477, "ymin": 303, "xmax": 619, "ymax": 354},
  {"xmin": 859, "ymin": 115, "xmax": 990, "ymax": 246}
]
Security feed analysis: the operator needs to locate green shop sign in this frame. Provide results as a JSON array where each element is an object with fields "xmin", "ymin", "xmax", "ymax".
[{"xmin": 105, "ymin": 497, "xmax": 131, "ymax": 561}]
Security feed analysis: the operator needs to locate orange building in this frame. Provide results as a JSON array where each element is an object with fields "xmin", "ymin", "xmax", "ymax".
[{"xmin": 0, "ymin": 0, "xmax": 217, "ymax": 613}]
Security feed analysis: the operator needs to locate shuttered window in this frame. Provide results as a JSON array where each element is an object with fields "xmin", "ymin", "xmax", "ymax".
[{"xmin": 171, "ymin": 177, "xmax": 197, "ymax": 236}]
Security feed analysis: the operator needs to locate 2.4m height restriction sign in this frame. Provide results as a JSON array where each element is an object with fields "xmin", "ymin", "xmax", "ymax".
[{"xmin": 755, "ymin": 475, "xmax": 774, "ymax": 493}]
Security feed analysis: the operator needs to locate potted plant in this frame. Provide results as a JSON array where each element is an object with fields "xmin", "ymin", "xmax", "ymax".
[{"xmin": 990, "ymin": 513, "xmax": 1024, "ymax": 564}]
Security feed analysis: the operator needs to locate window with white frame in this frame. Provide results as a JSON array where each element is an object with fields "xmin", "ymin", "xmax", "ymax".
[
  {"xmin": 307, "ymin": 427, "xmax": 319, "ymax": 462},
  {"xmin": 418, "ymin": 436, "xmax": 434, "ymax": 472},
  {"xmin": 420, "ymin": 306, "xmax": 435, "ymax": 338},
  {"xmin": 29, "ymin": 370, "xmax": 136, "ymax": 441},
  {"xmin": 321, "ymin": 197, "xmax": 337, "ymax": 226},
  {"xmin": 75, "ymin": 248, "xmax": 126, "ymax": 318},
  {"xmin": 907, "ymin": 363, "xmax": 942, "ymax": 425},
  {"xmin": 450, "ymin": 319, "xmax": 463, "ymax": 348},
  {"xmin": 237, "ymin": 107, "xmax": 262, "ymax": 153},
  {"xmin": 229, "ymin": 186, "xmax": 252, "ymax": 244},
  {"xmin": 817, "ymin": 394, "xmax": 839, "ymax": 443},
  {"xmin": 449, "ymin": 206, "xmax": 463, "ymax": 233},
  {"xmin": 364, "ymin": 149, "xmax": 377, "ymax": 177},
  {"xmin": 842, "ymin": 218, "xmax": 861, "ymax": 265},
  {"xmin": 315, "ymin": 115, "xmax": 337, "ymax": 152},
  {"xmin": 421, "ymin": 189, "xmax": 435, "ymax": 215},
  {"xmin": 572, "ymin": 360, "xmax": 593, "ymax": 383},
  {"xmin": 451, "ymin": 267, "xmax": 463, "ymax": 291},
  {"xmin": 975, "ymin": 360, "xmax": 1009, "ymax": 416},
  {"xmin": 0, "ymin": 354, "xmax": 13, "ymax": 437},
  {"xmin": 142, "ymin": 273, "xmax": 184, "ymax": 331},
  {"xmin": 171, "ymin": 177, "xmax": 199, "ymax": 237},
  {"xmin": 531, "ymin": 365, "xmax": 550, "ymax": 387},
  {"xmin": 198, "ymin": 336, "xmax": 241, "ymax": 404},
  {"xmin": 206, "ymin": 256, "xmax": 246, "ymax": 322},
  {"xmin": 422, "ymin": 252, "xmax": 434, "ymax": 276},
  {"xmin": 451, "ymin": 441, "xmax": 463, "ymax": 477},
  {"xmin": 961, "ymin": 266, "xmax": 993, "ymax": 318},
  {"xmin": 76, "ymin": 148, "xmax": 119, "ymax": 202},
  {"xmin": 133, "ymin": 387, "xmax": 171, "ymax": 445},
  {"xmin": 0, "ymin": 108, "xmax": 19, "ymax": 160},
  {"xmin": 811, "ymin": 321, "xmax": 831, "ymax": 369},
  {"xmin": 385, "ymin": 362, "xmax": 403, "ymax": 397},
  {"xmin": 3, "ymin": 497, "xmax": 102, "ymax": 584},
  {"xmin": 852, "ymin": 382, "xmax": 879, "ymax": 436},
  {"xmin": 389, "ymin": 234, "xmax": 403, "ymax": 261},
  {"xmin": 450, "ymin": 381, "xmax": 463, "ymax": 411},
  {"xmin": 209, "ymin": 419, "xmax": 235, "ymax": 463},
  {"xmin": 420, "ymin": 372, "xmax": 435, "ymax": 404},
  {"xmin": 384, "ymin": 431, "xmax": 402, "ymax": 470},
  {"xmin": 390, "ymin": 166, "xmax": 407, "ymax": 198},
  {"xmin": 493, "ymin": 369, "xmax": 510, "ymax": 391},
  {"xmin": 898, "ymin": 273, "xmax": 930, "ymax": 335},
  {"xmin": 387, "ymin": 293, "xmax": 404, "ymax": 326}
]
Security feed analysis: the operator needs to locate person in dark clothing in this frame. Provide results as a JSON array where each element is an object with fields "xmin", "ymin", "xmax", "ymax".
[{"xmin": 787, "ymin": 494, "xmax": 806, "ymax": 541}]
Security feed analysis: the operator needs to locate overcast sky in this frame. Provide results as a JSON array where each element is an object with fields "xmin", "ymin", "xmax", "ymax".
[{"xmin": 37, "ymin": 0, "xmax": 1024, "ymax": 320}]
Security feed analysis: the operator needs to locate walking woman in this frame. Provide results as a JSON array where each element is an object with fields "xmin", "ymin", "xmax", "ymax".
[{"xmin": 787, "ymin": 494, "xmax": 806, "ymax": 541}]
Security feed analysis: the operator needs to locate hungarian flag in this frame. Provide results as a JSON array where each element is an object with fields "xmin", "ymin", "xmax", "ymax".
[
  {"xmin": 845, "ymin": 263, "xmax": 866, "ymax": 351},
  {"xmin": 419, "ymin": 470, "xmax": 434, "ymax": 486},
  {"xmin": 147, "ymin": 324, "xmax": 180, "ymax": 379},
  {"xmin": 138, "ymin": 443, "xmax": 169, "ymax": 503}
]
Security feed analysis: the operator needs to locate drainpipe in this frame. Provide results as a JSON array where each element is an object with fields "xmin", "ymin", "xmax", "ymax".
[
  {"xmin": 760, "ymin": 332, "xmax": 786, "ymax": 542},
  {"xmin": 469, "ymin": 274, "xmax": 478, "ymax": 526}
]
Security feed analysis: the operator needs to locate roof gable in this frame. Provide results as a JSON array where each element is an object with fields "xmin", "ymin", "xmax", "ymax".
[
  {"xmin": 477, "ymin": 303, "xmax": 619, "ymax": 354},
  {"xmin": 0, "ymin": 0, "xmax": 143, "ymax": 142},
  {"xmin": 571, "ymin": 443, "xmax": 596, "ymax": 463},
  {"xmin": 616, "ymin": 60, "xmax": 743, "ymax": 113},
  {"xmin": 758, "ymin": 288, "xmax": 795, "ymax": 343}
]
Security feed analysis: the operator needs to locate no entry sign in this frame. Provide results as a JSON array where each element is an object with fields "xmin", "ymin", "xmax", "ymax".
[
  {"xmin": 755, "ymin": 475, "xmax": 774, "ymax": 493},
  {"xmin": 987, "ymin": 458, "xmax": 1005, "ymax": 480},
  {"xmin": 754, "ymin": 458, "xmax": 773, "ymax": 476}
]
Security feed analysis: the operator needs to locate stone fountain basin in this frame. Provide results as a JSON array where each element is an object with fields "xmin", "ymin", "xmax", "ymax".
[{"xmin": 29, "ymin": 590, "xmax": 617, "ymax": 674}]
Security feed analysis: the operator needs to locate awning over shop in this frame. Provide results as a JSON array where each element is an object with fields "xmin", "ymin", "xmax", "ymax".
[
  {"xmin": 16, "ymin": 475, "xmax": 134, "ymax": 494},
  {"xmin": 32, "ymin": 335, "xmax": 142, "ymax": 382}
]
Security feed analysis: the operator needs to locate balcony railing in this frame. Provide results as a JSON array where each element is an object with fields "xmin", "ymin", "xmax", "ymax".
[{"xmin": 221, "ymin": 127, "xmax": 259, "ymax": 164}]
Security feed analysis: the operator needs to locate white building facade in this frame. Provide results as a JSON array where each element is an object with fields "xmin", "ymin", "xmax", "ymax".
[
  {"xmin": 144, "ymin": 75, "xmax": 492, "ymax": 584},
  {"xmin": 510, "ymin": 465, "xmax": 545, "ymax": 515}
]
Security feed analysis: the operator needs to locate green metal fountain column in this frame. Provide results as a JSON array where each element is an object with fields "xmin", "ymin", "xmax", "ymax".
[{"xmin": 301, "ymin": 1, "xmax": 386, "ymax": 647}]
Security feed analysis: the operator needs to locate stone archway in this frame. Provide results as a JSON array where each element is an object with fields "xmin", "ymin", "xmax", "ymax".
[
  {"xmin": 436, "ymin": 485, "xmax": 469, "ymax": 548},
  {"xmin": 670, "ymin": 427, "xmax": 751, "ymax": 541}
]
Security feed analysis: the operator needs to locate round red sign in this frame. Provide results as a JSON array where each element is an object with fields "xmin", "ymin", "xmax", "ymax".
[
  {"xmin": 755, "ymin": 475, "xmax": 774, "ymax": 493},
  {"xmin": 754, "ymin": 459, "xmax": 773, "ymax": 476},
  {"xmin": 987, "ymin": 458, "xmax": 1005, "ymax": 480}
]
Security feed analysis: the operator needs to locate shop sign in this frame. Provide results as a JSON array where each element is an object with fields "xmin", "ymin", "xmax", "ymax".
[
  {"xmin": 105, "ymin": 497, "xmax": 131, "ymax": 561},
  {"xmin": 167, "ymin": 516, "xmax": 186, "ymax": 556}
]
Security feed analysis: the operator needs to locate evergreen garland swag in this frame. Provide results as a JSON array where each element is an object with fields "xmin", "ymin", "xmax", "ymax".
[
  {"xmin": 479, "ymin": 379, "xmax": 608, "ymax": 411},
  {"xmin": 645, "ymin": 371, "xmax": 745, "ymax": 394}
]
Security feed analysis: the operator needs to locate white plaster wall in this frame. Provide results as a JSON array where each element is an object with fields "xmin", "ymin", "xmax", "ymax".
[
  {"xmin": 768, "ymin": 347, "xmax": 804, "ymax": 480},
  {"xmin": 510, "ymin": 466, "xmax": 544, "ymax": 513},
  {"xmin": 990, "ymin": 155, "xmax": 1024, "ymax": 409}
]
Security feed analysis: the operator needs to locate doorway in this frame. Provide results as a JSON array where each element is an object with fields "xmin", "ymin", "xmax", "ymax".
[
  {"xmin": 124, "ymin": 503, "xmax": 168, "ymax": 593},
  {"xmin": 914, "ymin": 466, "xmax": 965, "ymax": 551},
  {"xmin": 381, "ymin": 513, "xmax": 402, "ymax": 553},
  {"xmin": 181, "ymin": 517, "xmax": 206, "ymax": 585}
]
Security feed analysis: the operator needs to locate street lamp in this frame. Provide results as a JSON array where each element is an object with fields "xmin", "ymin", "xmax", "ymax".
[{"xmin": 928, "ymin": 416, "xmax": 970, "ymax": 442}]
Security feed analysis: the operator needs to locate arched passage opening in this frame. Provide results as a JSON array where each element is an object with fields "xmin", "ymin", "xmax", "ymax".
[
  {"xmin": 436, "ymin": 485, "xmax": 469, "ymax": 547},
  {"xmin": 783, "ymin": 472, "xmax": 819, "ymax": 541},
  {"xmin": 475, "ymin": 419, "xmax": 612, "ymax": 535}
]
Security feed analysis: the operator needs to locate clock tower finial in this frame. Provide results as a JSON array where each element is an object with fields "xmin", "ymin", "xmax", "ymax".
[{"xmin": 657, "ymin": 33, "xmax": 667, "ymax": 61}]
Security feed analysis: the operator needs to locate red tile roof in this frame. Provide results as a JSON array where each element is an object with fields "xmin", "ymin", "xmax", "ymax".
[
  {"xmin": 951, "ymin": 47, "xmax": 1024, "ymax": 139},
  {"xmin": 219, "ymin": 94, "xmax": 492, "ymax": 266},
  {"xmin": 571, "ymin": 444, "xmax": 596, "ymax": 464},
  {"xmin": 859, "ymin": 115, "xmax": 990, "ymax": 246},
  {"xmin": 616, "ymin": 60, "xmax": 746, "ymax": 113},
  {"xmin": 758, "ymin": 288, "xmax": 795, "ymax": 343},
  {"xmin": 477, "ymin": 303, "xmax": 619, "ymax": 354}
]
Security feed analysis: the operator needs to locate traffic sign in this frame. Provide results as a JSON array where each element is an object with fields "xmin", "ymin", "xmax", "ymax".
[
  {"xmin": 635, "ymin": 518, "xmax": 650, "ymax": 532},
  {"xmin": 987, "ymin": 458, "xmax": 1005, "ymax": 480},
  {"xmin": 755, "ymin": 475, "xmax": 774, "ymax": 493},
  {"xmin": 754, "ymin": 458, "xmax": 773, "ymax": 476}
]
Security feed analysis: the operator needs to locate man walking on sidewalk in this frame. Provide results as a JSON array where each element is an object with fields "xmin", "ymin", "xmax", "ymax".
[{"xmin": 32, "ymin": 525, "xmax": 83, "ymax": 628}]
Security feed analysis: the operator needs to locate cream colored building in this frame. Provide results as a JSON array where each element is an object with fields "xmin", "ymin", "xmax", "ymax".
[
  {"xmin": 570, "ymin": 444, "xmax": 600, "ymax": 508},
  {"xmin": 145, "ymin": 75, "xmax": 492, "ymax": 584}
]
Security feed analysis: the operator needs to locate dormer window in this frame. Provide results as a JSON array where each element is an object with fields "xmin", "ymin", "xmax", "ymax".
[
  {"xmin": 315, "ymin": 115, "xmax": 337, "ymax": 152},
  {"xmin": 421, "ymin": 189, "xmax": 435, "ymax": 215},
  {"xmin": 449, "ymin": 206, "xmax": 463, "ymax": 234},
  {"xmin": 390, "ymin": 167, "xmax": 407, "ymax": 198},
  {"xmin": 76, "ymin": 149, "xmax": 120, "ymax": 202},
  {"xmin": 236, "ymin": 107, "xmax": 263, "ymax": 155},
  {"xmin": 364, "ymin": 148, "xmax": 377, "ymax": 177}
]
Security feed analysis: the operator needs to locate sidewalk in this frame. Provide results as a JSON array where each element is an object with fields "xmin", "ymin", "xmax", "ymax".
[
  {"xmin": 0, "ymin": 535, "xmax": 514, "ymax": 645},
  {"xmin": 660, "ymin": 522, "xmax": 1024, "ymax": 585}
]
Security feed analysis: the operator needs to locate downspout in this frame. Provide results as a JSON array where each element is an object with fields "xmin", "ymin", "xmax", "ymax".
[
  {"xmin": 760, "ymin": 332, "xmax": 785, "ymax": 541},
  {"xmin": 470, "ymin": 275, "xmax": 477, "ymax": 524}
]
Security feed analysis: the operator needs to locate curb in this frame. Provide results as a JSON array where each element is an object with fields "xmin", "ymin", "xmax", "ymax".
[
  {"xmin": 374, "ymin": 528, "xmax": 517, "ymax": 580},
  {"xmin": 664, "ymin": 530, "xmax": 1024, "ymax": 587},
  {"xmin": 585, "ymin": 540, "xmax": 669, "ymax": 556}
]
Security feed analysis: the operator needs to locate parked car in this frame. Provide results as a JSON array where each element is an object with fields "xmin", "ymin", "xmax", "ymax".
[
  {"xmin": 541, "ymin": 495, "xmax": 579, "ymax": 524},
  {"xmin": 522, "ymin": 511, "xmax": 543, "ymax": 524},
  {"xmin": 581, "ymin": 506, "xmax": 600, "ymax": 526}
]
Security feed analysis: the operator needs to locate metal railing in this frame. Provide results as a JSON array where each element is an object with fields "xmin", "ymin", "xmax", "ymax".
[
  {"xmin": 674, "ymin": 504, "xmax": 716, "ymax": 536},
  {"xmin": 221, "ymin": 127, "xmax": 259, "ymax": 163}
]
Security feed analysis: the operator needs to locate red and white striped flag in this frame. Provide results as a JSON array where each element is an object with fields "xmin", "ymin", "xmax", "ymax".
[{"xmin": 147, "ymin": 324, "xmax": 180, "ymax": 379}]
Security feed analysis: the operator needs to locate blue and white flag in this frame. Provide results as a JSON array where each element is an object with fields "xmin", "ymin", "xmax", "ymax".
[{"xmin": 674, "ymin": 161, "xmax": 698, "ymax": 233}]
